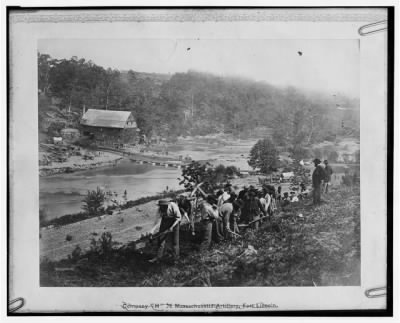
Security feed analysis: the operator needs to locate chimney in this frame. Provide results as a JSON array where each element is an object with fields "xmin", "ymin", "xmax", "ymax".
[{"xmin": 82, "ymin": 104, "xmax": 86, "ymax": 116}]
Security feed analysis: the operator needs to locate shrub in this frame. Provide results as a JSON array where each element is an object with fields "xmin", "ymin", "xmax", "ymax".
[
  {"xmin": 178, "ymin": 161, "xmax": 217, "ymax": 193},
  {"xmin": 214, "ymin": 164, "xmax": 226, "ymax": 174},
  {"xmin": 66, "ymin": 234, "xmax": 73, "ymax": 242},
  {"xmin": 47, "ymin": 121, "xmax": 65, "ymax": 137},
  {"xmin": 225, "ymin": 165, "xmax": 240, "ymax": 177},
  {"xmin": 82, "ymin": 187, "xmax": 105, "ymax": 216},
  {"xmin": 90, "ymin": 232, "xmax": 116, "ymax": 258},
  {"xmin": 70, "ymin": 245, "xmax": 82, "ymax": 262}
]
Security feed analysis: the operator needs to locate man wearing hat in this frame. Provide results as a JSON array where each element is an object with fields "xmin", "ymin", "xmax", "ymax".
[
  {"xmin": 312, "ymin": 158, "xmax": 326, "ymax": 205},
  {"xmin": 148, "ymin": 199, "xmax": 182, "ymax": 263}
]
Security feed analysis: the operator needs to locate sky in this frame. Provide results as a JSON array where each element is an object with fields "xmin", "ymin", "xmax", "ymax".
[{"xmin": 39, "ymin": 39, "xmax": 359, "ymax": 98}]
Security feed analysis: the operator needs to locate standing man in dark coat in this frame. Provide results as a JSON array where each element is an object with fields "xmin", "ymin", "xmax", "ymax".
[
  {"xmin": 323, "ymin": 160, "xmax": 334, "ymax": 193},
  {"xmin": 312, "ymin": 158, "xmax": 326, "ymax": 205}
]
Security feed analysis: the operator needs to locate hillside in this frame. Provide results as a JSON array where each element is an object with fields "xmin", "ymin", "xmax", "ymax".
[
  {"xmin": 41, "ymin": 184, "xmax": 360, "ymax": 287},
  {"xmin": 38, "ymin": 53, "xmax": 360, "ymax": 146}
]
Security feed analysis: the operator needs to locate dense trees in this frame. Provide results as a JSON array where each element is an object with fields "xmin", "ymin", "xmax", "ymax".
[{"xmin": 38, "ymin": 53, "xmax": 360, "ymax": 146}]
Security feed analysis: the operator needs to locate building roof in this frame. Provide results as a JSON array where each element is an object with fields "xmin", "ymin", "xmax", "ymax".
[{"xmin": 80, "ymin": 109, "xmax": 137, "ymax": 129}]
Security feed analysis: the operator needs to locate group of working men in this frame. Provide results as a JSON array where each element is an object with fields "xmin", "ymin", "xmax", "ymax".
[
  {"xmin": 148, "ymin": 183, "xmax": 278, "ymax": 263},
  {"xmin": 147, "ymin": 157, "xmax": 334, "ymax": 263}
]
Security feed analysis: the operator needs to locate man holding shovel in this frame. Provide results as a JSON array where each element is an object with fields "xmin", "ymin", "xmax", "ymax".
[{"xmin": 148, "ymin": 199, "xmax": 182, "ymax": 263}]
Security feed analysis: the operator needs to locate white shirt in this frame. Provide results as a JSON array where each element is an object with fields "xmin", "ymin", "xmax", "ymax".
[
  {"xmin": 160, "ymin": 202, "xmax": 182, "ymax": 220},
  {"xmin": 201, "ymin": 201, "xmax": 219, "ymax": 221},
  {"xmin": 264, "ymin": 193, "xmax": 272, "ymax": 211},
  {"xmin": 259, "ymin": 197, "xmax": 267, "ymax": 213},
  {"xmin": 217, "ymin": 192, "xmax": 231, "ymax": 209}
]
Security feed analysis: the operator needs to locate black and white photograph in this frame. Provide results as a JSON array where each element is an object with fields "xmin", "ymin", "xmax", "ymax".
[
  {"xmin": 38, "ymin": 38, "xmax": 361, "ymax": 287},
  {"xmin": 5, "ymin": 5, "xmax": 395, "ymax": 315}
]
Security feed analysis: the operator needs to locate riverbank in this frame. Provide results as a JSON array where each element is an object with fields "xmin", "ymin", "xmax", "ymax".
[{"xmin": 39, "ymin": 152, "xmax": 123, "ymax": 177}]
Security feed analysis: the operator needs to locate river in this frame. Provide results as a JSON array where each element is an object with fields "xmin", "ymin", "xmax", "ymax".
[
  {"xmin": 39, "ymin": 159, "xmax": 182, "ymax": 220},
  {"xmin": 39, "ymin": 138, "xmax": 257, "ymax": 220}
]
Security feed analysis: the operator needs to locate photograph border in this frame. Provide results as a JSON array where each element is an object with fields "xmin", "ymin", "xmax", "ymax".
[{"xmin": 6, "ymin": 5, "xmax": 394, "ymax": 317}]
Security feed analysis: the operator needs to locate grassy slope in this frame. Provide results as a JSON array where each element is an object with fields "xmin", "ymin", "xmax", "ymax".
[{"xmin": 41, "ymin": 184, "xmax": 360, "ymax": 287}]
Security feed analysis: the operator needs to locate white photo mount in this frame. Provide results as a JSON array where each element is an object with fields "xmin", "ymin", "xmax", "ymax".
[{"xmin": 6, "ymin": 6, "xmax": 393, "ymax": 314}]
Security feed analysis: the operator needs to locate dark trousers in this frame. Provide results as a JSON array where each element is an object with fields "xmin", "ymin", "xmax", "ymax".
[
  {"xmin": 242, "ymin": 211, "xmax": 260, "ymax": 230},
  {"xmin": 232, "ymin": 213, "xmax": 240, "ymax": 234},
  {"xmin": 323, "ymin": 181, "xmax": 330, "ymax": 193},
  {"xmin": 199, "ymin": 220, "xmax": 213, "ymax": 251},
  {"xmin": 313, "ymin": 185, "xmax": 321, "ymax": 205},
  {"xmin": 222, "ymin": 212, "xmax": 237, "ymax": 238},
  {"xmin": 213, "ymin": 218, "xmax": 224, "ymax": 242},
  {"xmin": 157, "ymin": 219, "xmax": 180, "ymax": 259}
]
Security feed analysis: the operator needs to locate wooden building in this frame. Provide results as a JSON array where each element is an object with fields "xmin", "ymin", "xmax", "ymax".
[{"xmin": 80, "ymin": 109, "xmax": 139, "ymax": 147}]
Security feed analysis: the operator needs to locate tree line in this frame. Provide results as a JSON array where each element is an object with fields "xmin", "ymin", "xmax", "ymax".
[{"xmin": 38, "ymin": 53, "xmax": 360, "ymax": 149}]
